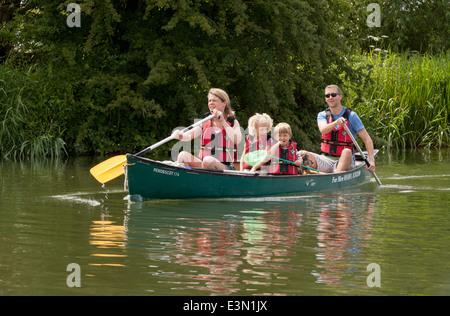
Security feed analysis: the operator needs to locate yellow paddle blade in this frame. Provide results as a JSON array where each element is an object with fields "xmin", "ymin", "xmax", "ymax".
[{"xmin": 90, "ymin": 155, "xmax": 127, "ymax": 184}]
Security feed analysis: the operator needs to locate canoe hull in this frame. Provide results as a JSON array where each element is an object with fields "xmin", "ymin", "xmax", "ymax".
[{"xmin": 125, "ymin": 154, "xmax": 373, "ymax": 201}]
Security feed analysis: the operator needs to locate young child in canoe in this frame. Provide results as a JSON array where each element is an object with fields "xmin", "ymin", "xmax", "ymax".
[
  {"xmin": 240, "ymin": 113, "xmax": 274, "ymax": 173},
  {"xmin": 267, "ymin": 123, "xmax": 304, "ymax": 175}
]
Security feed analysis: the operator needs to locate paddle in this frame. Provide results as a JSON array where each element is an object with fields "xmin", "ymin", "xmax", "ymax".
[
  {"xmin": 90, "ymin": 114, "xmax": 215, "ymax": 184},
  {"xmin": 244, "ymin": 150, "xmax": 320, "ymax": 173},
  {"xmin": 342, "ymin": 123, "xmax": 382, "ymax": 185}
]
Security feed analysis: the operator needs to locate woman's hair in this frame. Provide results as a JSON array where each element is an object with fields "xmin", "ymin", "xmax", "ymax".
[
  {"xmin": 274, "ymin": 122, "xmax": 292, "ymax": 137},
  {"xmin": 208, "ymin": 88, "xmax": 234, "ymax": 117},
  {"xmin": 248, "ymin": 113, "xmax": 273, "ymax": 136}
]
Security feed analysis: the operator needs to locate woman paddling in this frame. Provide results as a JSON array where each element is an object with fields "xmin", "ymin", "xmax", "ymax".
[{"xmin": 171, "ymin": 88, "xmax": 242, "ymax": 170}]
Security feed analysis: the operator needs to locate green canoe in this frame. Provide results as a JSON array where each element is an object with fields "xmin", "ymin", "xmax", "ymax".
[{"xmin": 125, "ymin": 151, "xmax": 377, "ymax": 201}]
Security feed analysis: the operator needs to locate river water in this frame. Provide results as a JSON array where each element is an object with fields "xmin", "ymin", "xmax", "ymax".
[{"xmin": 1, "ymin": 149, "xmax": 449, "ymax": 296}]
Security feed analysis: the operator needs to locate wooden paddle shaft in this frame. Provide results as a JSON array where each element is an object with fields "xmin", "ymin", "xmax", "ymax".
[{"xmin": 343, "ymin": 124, "xmax": 382, "ymax": 185}]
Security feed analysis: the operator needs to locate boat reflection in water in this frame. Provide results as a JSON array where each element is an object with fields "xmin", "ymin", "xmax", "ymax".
[
  {"xmin": 122, "ymin": 186, "xmax": 377, "ymax": 295},
  {"xmin": 312, "ymin": 194, "xmax": 376, "ymax": 287}
]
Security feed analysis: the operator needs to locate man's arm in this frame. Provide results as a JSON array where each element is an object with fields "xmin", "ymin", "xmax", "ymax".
[
  {"xmin": 357, "ymin": 128, "xmax": 376, "ymax": 172},
  {"xmin": 318, "ymin": 117, "xmax": 348, "ymax": 135}
]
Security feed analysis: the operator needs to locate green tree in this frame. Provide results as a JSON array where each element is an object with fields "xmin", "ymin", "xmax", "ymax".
[
  {"xmin": 0, "ymin": 0, "xmax": 20, "ymax": 60},
  {"xmin": 337, "ymin": 0, "xmax": 449, "ymax": 54},
  {"xmin": 4, "ymin": 0, "xmax": 355, "ymax": 156}
]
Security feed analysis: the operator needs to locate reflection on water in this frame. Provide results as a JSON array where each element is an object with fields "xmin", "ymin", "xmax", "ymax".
[
  {"xmin": 89, "ymin": 214, "xmax": 128, "ymax": 268},
  {"xmin": 313, "ymin": 195, "xmax": 376, "ymax": 287},
  {"xmin": 165, "ymin": 207, "xmax": 306, "ymax": 295},
  {"xmin": 1, "ymin": 150, "xmax": 449, "ymax": 295},
  {"xmin": 120, "ymin": 189, "xmax": 379, "ymax": 295}
]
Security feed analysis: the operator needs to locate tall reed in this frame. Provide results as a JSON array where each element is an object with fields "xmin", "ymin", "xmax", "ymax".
[
  {"xmin": 351, "ymin": 51, "xmax": 449, "ymax": 150},
  {"xmin": 0, "ymin": 65, "xmax": 67, "ymax": 159}
]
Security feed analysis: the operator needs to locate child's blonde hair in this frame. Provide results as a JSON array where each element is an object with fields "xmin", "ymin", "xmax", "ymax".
[
  {"xmin": 274, "ymin": 123, "xmax": 292, "ymax": 138},
  {"xmin": 248, "ymin": 113, "xmax": 273, "ymax": 136}
]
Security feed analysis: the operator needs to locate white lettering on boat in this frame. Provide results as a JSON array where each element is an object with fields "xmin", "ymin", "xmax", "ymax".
[
  {"xmin": 332, "ymin": 170, "xmax": 361, "ymax": 183},
  {"xmin": 153, "ymin": 167, "xmax": 180, "ymax": 177}
]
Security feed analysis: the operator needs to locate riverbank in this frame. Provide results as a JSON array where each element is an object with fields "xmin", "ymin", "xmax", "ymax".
[
  {"xmin": 348, "ymin": 50, "xmax": 449, "ymax": 150},
  {"xmin": 1, "ymin": 51, "xmax": 448, "ymax": 159}
]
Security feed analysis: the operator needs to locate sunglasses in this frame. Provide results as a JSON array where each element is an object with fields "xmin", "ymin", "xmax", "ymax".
[{"xmin": 325, "ymin": 93, "xmax": 340, "ymax": 98}]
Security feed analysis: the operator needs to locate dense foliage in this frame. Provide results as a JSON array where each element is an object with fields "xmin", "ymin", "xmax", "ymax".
[
  {"xmin": 333, "ymin": 0, "xmax": 449, "ymax": 54},
  {"xmin": 345, "ymin": 51, "xmax": 449, "ymax": 150},
  {"xmin": 0, "ymin": 0, "xmax": 448, "ymax": 158}
]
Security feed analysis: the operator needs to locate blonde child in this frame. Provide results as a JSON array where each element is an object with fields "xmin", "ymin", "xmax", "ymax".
[{"xmin": 240, "ymin": 113, "xmax": 274, "ymax": 172}]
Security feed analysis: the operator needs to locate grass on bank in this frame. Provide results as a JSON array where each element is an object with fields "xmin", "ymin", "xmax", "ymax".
[
  {"xmin": 351, "ymin": 50, "xmax": 449, "ymax": 150},
  {"xmin": 0, "ymin": 65, "xmax": 67, "ymax": 159}
]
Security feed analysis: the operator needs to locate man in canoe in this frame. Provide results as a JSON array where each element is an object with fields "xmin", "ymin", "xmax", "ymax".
[
  {"xmin": 171, "ymin": 88, "xmax": 243, "ymax": 170},
  {"xmin": 302, "ymin": 85, "xmax": 376, "ymax": 173}
]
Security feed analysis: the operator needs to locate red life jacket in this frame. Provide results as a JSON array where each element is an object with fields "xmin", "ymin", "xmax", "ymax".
[
  {"xmin": 269, "ymin": 141, "xmax": 298, "ymax": 175},
  {"xmin": 199, "ymin": 116, "xmax": 237, "ymax": 162},
  {"xmin": 321, "ymin": 108, "xmax": 354, "ymax": 157},
  {"xmin": 243, "ymin": 134, "xmax": 273, "ymax": 170}
]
